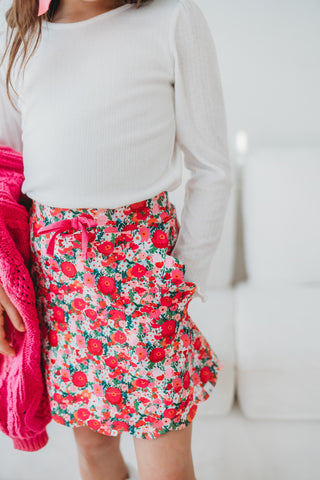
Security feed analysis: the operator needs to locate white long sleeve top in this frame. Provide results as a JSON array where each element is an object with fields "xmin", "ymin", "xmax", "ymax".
[{"xmin": 0, "ymin": 0, "xmax": 233, "ymax": 303}]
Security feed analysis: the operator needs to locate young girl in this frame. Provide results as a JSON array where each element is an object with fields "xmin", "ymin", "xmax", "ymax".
[{"xmin": 0, "ymin": 0, "xmax": 233, "ymax": 479}]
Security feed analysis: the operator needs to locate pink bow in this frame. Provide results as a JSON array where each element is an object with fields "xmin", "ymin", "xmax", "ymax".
[
  {"xmin": 37, "ymin": 215, "xmax": 99, "ymax": 260},
  {"xmin": 38, "ymin": 0, "xmax": 52, "ymax": 17}
]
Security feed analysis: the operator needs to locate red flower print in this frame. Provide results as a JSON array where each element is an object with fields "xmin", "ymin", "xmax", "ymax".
[
  {"xmin": 171, "ymin": 268, "xmax": 184, "ymax": 286},
  {"xmin": 183, "ymin": 371, "xmax": 190, "ymax": 389},
  {"xmin": 131, "ymin": 263, "xmax": 147, "ymax": 278},
  {"xmin": 200, "ymin": 366, "xmax": 213, "ymax": 384},
  {"xmin": 112, "ymin": 330, "xmax": 127, "ymax": 345},
  {"xmin": 48, "ymin": 330, "xmax": 58, "ymax": 347},
  {"xmin": 61, "ymin": 261, "xmax": 77, "ymax": 278},
  {"xmin": 172, "ymin": 377, "xmax": 183, "ymax": 394},
  {"xmin": 85, "ymin": 309, "xmax": 98, "ymax": 320},
  {"xmin": 144, "ymin": 415, "xmax": 158, "ymax": 424},
  {"xmin": 72, "ymin": 297, "xmax": 87, "ymax": 311},
  {"xmin": 135, "ymin": 209, "xmax": 149, "ymax": 221},
  {"xmin": 105, "ymin": 356, "xmax": 118, "ymax": 369},
  {"xmin": 103, "ymin": 410, "xmax": 111, "ymax": 420},
  {"xmin": 77, "ymin": 408, "xmax": 90, "ymax": 421},
  {"xmin": 113, "ymin": 421, "xmax": 129, "ymax": 432},
  {"xmin": 97, "ymin": 241, "xmax": 114, "ymax": 256},
  {"xmin": 109, "ymin": 309, "xmax": 126, "ymax": 323},
  {"xmin": 130, "ymin": 202, "xmax": 149, "ymax": 221},
  {"xmin": 53, "ymin": 393, "xmax": 63, "ymax": 403},
  {"xmin": 160, "ymin": 296, "xmax": 173, "ymax": 307},
  {"xmin": 121, "ymin": 225, "xmax": 136, "ymax": 235},
  {"xmin": 161, "ymin": 320, "xmax": 176, "ymax": 337},
  {"xmin": 57, "ymin": 321, "xmax": 68, "ymax": 332},
  {"xmin": 49, "ymin": 283, "xmax": 59, "ymax": 294},
  {"xmin": 128, "ymin": 242, "xmax": 139, "ymax": 256},
  {"xmin": 188, "ymin": 404, "xmax": 198, "ymax": 421},
  {"xmin": 87, "ymin": 419, "xmax": 101, "ymax": 430},
  {"xmin": 53, "ymin": 306, "xmax": 65, "ymax": 321},
  {"xmin": 130, "ymin": 200, "xmax": 147, "ymax": 212},
  {"xmin": 74, "ymin": 230, "xmax": 96, "ymax": 244},
  {"xmin": 72, "ymin": 371, "xmax": 88, "ymax": 388},
  {"xmin": 165, "ymin": 375, "xmax": 172, "ymax": 391},
  {"xmin": 87, "ymin": 338, "xmax": 103, "ymax": 355},
  {"xmin": 194, "ymin": 337, "xmax": 201, "ymax": 351},
  {"xmin": 163, "ymin": 407, "xmax": 176, "ymax": 419},
  {"xmin": 148, "ymin": 347, "xmax": 165, "ymax": 363},
  {"xmin": 105, "ymin": 387, "xmax": 123, "ymax": 405},
  {"xmin": 134, "ymin": 378, "xmax": 150, "ymax": 389},
  {"xmin": 152, "ymin": 229, "xmax": 169, "ymax": 249},
  {"xmin": 139, "ymin": 304, "xmax": 154, "ymax": 314},
  {"xmin": 52, "ymin": 414, "xmax": 65, "ymax": 425},
  {"xmin": 97, "ymin": 276, "xmax": 117, "ymax": 295}
]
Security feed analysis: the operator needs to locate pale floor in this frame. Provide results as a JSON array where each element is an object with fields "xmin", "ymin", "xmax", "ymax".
[{"xmin": 0, "ymin": 398, "xmax": 319, "ymax": 480}]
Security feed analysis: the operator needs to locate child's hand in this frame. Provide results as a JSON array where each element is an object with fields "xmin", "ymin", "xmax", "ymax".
[{"xmin": 0, "ymin": 283, "xmax": 26, "ymax": 358}]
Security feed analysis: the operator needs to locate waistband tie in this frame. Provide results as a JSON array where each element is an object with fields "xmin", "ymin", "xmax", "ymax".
[{"xmin": 37, "ymin": 215, "xmax": 99, "ymax": 260}]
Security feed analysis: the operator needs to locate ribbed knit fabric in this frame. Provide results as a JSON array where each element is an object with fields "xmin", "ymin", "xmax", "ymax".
[
  {"xmin": 0, "ymin": 144, "xmax": 52, "ymax": 451},
  {"xmin": 0, "ymin": 0, "xmax": 233, "ymax": 303}
]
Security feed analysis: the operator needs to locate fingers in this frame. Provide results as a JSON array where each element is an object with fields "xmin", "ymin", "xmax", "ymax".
[
  {"xmin": 0, "ymin": 286, "xmax": 26, "ymax": 332},
  {"xmin": 0, "ymin": 284, "xmax": 26, "ymax": 359},
  {"xmin": 0, "ymin": 304, "xmax": 16, "ymax": 357}
]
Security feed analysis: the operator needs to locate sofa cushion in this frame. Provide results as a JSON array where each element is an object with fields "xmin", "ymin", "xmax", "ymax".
[
  {"xmin": 234, "ymin": 282, "xmax": 320, "ymax": 419},
  {"xmin": 242, "ymin": 147, "xmax": 320, "ymax": 284}
]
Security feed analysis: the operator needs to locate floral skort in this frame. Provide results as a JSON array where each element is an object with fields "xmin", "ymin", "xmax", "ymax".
[{"xmin": 28, "ymin": 190, "xmax": 222, "ymax": 440}]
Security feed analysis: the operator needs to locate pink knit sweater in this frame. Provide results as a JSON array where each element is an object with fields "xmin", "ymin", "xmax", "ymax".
[{"xmin": 0, "ymin": 144, "xmax": 52, "ymax": 451}]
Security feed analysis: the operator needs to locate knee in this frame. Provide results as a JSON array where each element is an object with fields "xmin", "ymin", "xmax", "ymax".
[{"xmin": 73, "ymin": 426, "xmax": 120, "ymax": 457}]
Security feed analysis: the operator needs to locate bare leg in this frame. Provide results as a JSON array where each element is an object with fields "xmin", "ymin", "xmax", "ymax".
[
  {"xmin": 72, "ymin": 425, "xmax": 129, "ymax": 480},
  {"xmin": 133, "ymin": 422, "xmax": 196, "ymax": 480}
]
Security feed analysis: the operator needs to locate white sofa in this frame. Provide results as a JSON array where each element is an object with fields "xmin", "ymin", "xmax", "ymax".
[{"xmin": 169, "ymin": 146, "xmax": 320, "ymax": 478}]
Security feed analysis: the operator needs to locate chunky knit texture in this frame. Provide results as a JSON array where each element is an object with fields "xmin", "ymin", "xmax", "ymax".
[{"xmin": 0, "ymin": 144, "xmax": 52, "ymax": 451}]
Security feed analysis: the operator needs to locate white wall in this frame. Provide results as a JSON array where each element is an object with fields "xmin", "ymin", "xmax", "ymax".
[
  {"xmin": 198, "ymin": 0, "xmax": 320, "ymax": 154},
  {"xmin": 0, "ymin": 0, "xmax": 10, "ymax": 29}
]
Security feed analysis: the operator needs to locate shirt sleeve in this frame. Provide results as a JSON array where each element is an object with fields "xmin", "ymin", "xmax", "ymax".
[
  {"xmin": 0, "ymin": 29, "xmax": 23, "ymax": 154},
  {"xmin": 169, "ymin": 0, "xmax": 234, "ymax": 303}
]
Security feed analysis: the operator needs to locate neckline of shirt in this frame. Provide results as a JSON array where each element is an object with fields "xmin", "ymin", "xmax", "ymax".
[{"xmin": 42, "ymin": 3, "xmax": 133, "ymax": 30}]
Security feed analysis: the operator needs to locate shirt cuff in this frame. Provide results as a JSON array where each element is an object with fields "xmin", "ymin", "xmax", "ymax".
[{"xmin": 193, "ymin": 284, "xmax": 209, "ymax": 303}]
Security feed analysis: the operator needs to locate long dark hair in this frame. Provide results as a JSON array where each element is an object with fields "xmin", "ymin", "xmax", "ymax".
[{"xmin": 0, "ymin": 0, "xmax": 151, "ymax": 112}]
